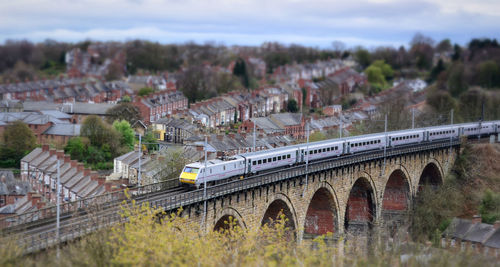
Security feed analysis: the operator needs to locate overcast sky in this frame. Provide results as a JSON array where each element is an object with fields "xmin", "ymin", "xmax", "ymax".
[{"xmin": 1, "ymin": 0, "xmax": 499, "ymax": 48}]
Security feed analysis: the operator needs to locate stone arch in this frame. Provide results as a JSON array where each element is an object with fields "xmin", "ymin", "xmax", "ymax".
[
  {"xmin": 261, "ymin": 193, "xmax": 298, "ymax": 232},
  {"xmin": 303, "ymin": 186, "xmax": 339, "ymax": 238},
  {"xmin": 344, "ymin": 177, "xmax": 377, "ymax": 236},
  {"xmin": 214, "ymin": 207, "xmax": 247, "ymax": 232},
  {"xmin": 417, "ymin": 161, "xmax": 443, "ymax": 193},
  {"xmin": 381, "ymin": 169, "xmax": 411, "ymax": 236}
]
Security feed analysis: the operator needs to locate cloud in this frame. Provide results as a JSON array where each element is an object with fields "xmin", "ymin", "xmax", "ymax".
[{"xmin": 0, "ymin": 0, "xmax": 499, "ymax": 47}]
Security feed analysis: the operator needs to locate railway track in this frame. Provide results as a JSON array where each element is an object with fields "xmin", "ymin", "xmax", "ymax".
[{"xmin": 3, "ymin": 138, "xmax": 486, "ymax": 253}]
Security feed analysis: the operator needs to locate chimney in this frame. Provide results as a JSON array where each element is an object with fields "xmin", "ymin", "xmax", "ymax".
[
  {"xmin": 56, "ymin": 150, "xmax": 64, "ymax": 159},
  {"xmin": 83, "ymin": 168, "xmax": 91, "ymax": 176},
  {"xmin": 472, "ymin": 215, "xmax": 482, "ymax": 224},
  {"xmin": 31, "ymin": 194, "xmax": 41, "ymax": 207},
  {"xmin": 42, "ymin": 144, "xmax": 50, "ymax": 152},
  {"xmin": 494, "ymin": 221, "xmax": 500, "ymax": 230},
  {"xmin": 64, "ymin": 154, "xmax": 71, "ymax": 163},
  {"xmin": 49, "ymin": 148, "xmax": 56, "ymax": 156},
  {"xmin": 228, "ymin": 133, "xmax": 235, "ymax": 139},
  {"xmin": 70, "ymin": 160, "xmax": 78, "ymax": 168},
  {"xmin": 77, "ymin": 163, "xmax": 84, "ymax": 172},
  {"xmin": 90, "ymin": 171, "xmax": 99, "ymax": 181},
  {"xmin": 217, "ymin": 134, "xmax": 224, "ymax": 141}
]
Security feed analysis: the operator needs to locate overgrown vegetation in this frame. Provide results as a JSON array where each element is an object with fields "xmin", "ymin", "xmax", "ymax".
[
  {"xmin": 2, "ymin": 198, "xmax": 497, "ymax": 266},
  {"xmin": 0, "ymin": 121, "xmax": 37, "ymax": 168},
  {"xmin": 411, "ymin": 143, "xmax": 500, "ymax": 243},
  {"xmin": 64, "ymin": 116, "xmax": 135, "ymax": 170}
]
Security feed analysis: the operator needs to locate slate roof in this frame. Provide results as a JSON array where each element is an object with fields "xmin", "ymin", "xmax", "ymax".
[
  {"xmin": 270, "ymin": 113, "xmax": 302, "ymax": 126},
  {"xmin": 23, "ymin": 101, "xmax": 116, "ymax": 115},
  {"xmin": 463, "ymin": 222, "xmax": 496, "ymax": 243},
  {"xmin": 0, "ymin": 171, "xmax": 30, "ymax": 196},
  {"xmin": 43, "ymin": 124, "xmax": 81, "ymax": 136},
  {"xmin": 443, "ymin": 218, "xmax": 474, "ymax": 239},
  {"xmin": 484, "ymin": 228, "xmax": 500, "ymax": 249},
  {"xmin": 21, "ymin": 147, "xmax": 43, "ymax": 162},
  {"xmin": 0, "ymin": 112, "xmax": 67, "ymax": 125},
  {"xmin": 39, "ymin": 110, "xmax": 72, "ymax": 119},
  {"xmin": 251, "ymin": 117, "xmax": 283, "ymax": 133}
]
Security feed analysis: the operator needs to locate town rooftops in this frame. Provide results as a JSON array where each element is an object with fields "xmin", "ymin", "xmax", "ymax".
[
  {"xmin": 484, "ymin": 227, "xmax": 500, "ymax": 249},
  {"xmin": 43, "ymin": 124, "xmax": 81, "ymax": 136},
  {"xmin": 463, "ymin": 222, "xmax": 496, "ymax": 243},
  {"xmin": 39, "ymin": 110, "xmax": 73, "ymax": 120},
  {"xmin": 0, "ymin": 112, "xmax": 67, "ymax": 125},
  {"xmin": 23, "ymin": 101, "xmax": 116, "ymax": 115},
  {"xmin": 270, "ymin": 113, "xmax": 302, "ymax": 127}
]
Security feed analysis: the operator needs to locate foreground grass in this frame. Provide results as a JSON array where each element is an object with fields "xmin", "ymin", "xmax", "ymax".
[{"xmin": 1, "ymin": 199, "xmax": 498, "ymax": 267}]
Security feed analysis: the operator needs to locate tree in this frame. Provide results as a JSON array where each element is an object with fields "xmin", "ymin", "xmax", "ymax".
[
  {"xmin": 81, "ymin": 115, "xmax": 109, "ymax": 147},
  {"xmin": 478, "ymin": 60, "xmax": 500, "ymax": 88},
  {"xmin": 215, "ymin": 72, "xmax": 242, "ymax": 95},
  {"xmin": 120, "ymin": 95, "xmax": 131, "ymax": 103},
  {"xmin": 0, "ymin": 121, "xmax": 37, "ymax": 167},
  {"xmin": 143, "ymin": 131, "xmax": 157, "ymax": 151},
  {"xmin": 64, "ymin": 137, "xmax": 88, "ymax": 161},
  {"xmin": 429, "ymin": 59, "xmax": 445, "ymax": 82},
  {"xmin": 365, "ymin": 65, "xmax": 386, "ymax": 89},
  {"xmin": 105, "ymin": 103, "xmax": 141, "ymax": 125},
  {"xmin": 452, "ymin": 44, "xmax": 462, "ymax": 61},
  {"xmin": 426, "ymin": 89, "xmax": 457, "ymax": 115},
  {"xmin": 233, "ymin": 58, "xmax": 249, "ymax": 89},
  {"xmin": 287, "ymin": 99, "xmax": 298, "ymax": 113},
  {"xmin": 354, "ymin": 47, "xmax": 371, "ymax": 68},
  {"xmin": 435, "ymin": 39, "xmax": 452, "ymax": 53},
  {"xmin": 479, "ymin": 190, "xmax": 500, "ymax": 224},
  {"xmin": 447, "ymin": 63, "xmax": 467, "ymax": 97},
  {"xmin": 138, "ymin": 87, "xmax": 154, "ymax": 97},
  {"xmin": 113, "ymin": 120, "xmax": 135, "ymax": 150}
]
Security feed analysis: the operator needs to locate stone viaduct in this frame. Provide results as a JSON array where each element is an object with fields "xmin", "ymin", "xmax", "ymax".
[{"xmin": 180, "ymin": 144, "xmax": 458, "ymax": 241}]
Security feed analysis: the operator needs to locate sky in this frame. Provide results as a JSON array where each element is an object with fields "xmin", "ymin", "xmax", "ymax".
[{"xmin": 1, "ymin": 0, "xmax": 499, "ymax": 49}]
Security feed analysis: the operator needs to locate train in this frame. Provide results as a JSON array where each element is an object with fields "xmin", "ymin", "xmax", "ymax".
[{"xmin": 179, "ymin": 121, "xmax": 500, "ymax": 188}]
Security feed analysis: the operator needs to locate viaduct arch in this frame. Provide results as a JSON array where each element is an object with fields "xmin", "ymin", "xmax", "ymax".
[{"xmin": 188, "ymin": 145, "xmax": 456, "ymax": 242}]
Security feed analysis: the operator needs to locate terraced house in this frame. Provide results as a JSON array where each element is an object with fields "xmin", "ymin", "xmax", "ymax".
[
  {"xmin": 133, "ymin": 91, "xmax": 188, "ymax": 124},
  {"xmin": 20, "ymin": 145, "xmax": 119, "ymax": 203},
  {"xmin": 0, "ymin": 78, "xmax": 132, "ymax": 103}
]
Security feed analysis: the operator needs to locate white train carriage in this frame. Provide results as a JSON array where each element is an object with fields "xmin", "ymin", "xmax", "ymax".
[
  {"xmin": 461, "ymin": 123, "xmax": 481, "ymax": 137},
  {"xmin": 427, "ymin": 126, "xmax": 459, "ymax": 141},
  {"xmin": 388, "ymin": 130, "xmax": 425, "ymax": 147},
  {"xmin": 346, "ymin": 134, "xmax": 386, "ymax": 153},
  {"xmin": 242, "ymin": 147, "xmax": 298, "ymax": 174},
  {"xmin": 179, "ymin": 157, "xmax": 245, "ymax": 187},
  {"xmin": 299, "ymin": 139, "xmax": 344, "ymax": 162},
  {"xmin": 478, "ymin": 122, "xmax": 496, "ymax": 135},
  {"xmin": 494, "ymin": 121, "xmax": 500, "ymax": 133}
]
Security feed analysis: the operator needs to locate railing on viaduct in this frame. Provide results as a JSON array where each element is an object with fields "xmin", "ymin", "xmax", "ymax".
[{"xmin": 1, "ymin": 139, "xmax": 464, "ymax": 253}]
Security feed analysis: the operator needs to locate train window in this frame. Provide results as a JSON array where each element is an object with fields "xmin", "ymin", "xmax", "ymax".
[
  {"xmin": 278, "ymin": 156, "xmax": 282, "ymax": 160},
  {"xmin": 273, "ymin": 157, "xmax": 276, "ymax": 162},
  {"xmin": 314, "ymin": 150, "xmax": 318, "ymax": 154},
  {"xmin": 287, "ymin": 154, "xmax": 291, "ymax": 159},
  {"xmin": 258, "ymin": 160, "xmax": 262, "ymax": 164},
  {"xmin": 350, "ymin": 144, "xmax": 353, "ymax": 147},
  {"xmin": 268, "ymin": 158, "xmax": 272, "ymax": 162},
  {"xmin": 253, "ymin": 161, "xmax": 256, "ymax": 166},
  {"xmin": 223, "ymin": 166, "xmax": 226, "ymax": 171},
  {"xmin": 210, "ymin": 169, "xmax": 212, "ymax": 174},
  {"xmin": 336, "ymin": 146, "xmax": 339, "ymax": 150},
  {"xmin": 323, "ymin": 148, "xmax": 326, "ymax": 152}
]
